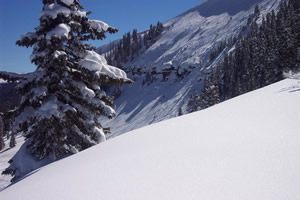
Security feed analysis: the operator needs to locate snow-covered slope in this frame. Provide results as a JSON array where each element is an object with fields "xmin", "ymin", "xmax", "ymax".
[
  {"xmin": 0, "ymin": 136, "xmax": 25, "ymax": 190},
  {"xmin": 1, "ymin": 78, "xmax": 300, "ymax": 200},
  {"xmin": 123, "ymin": 0, "xmax": 281, "ymax": 71},
  {"xmin": 101, "ymin": 0, "xmax": 283, "ymax": 137}
]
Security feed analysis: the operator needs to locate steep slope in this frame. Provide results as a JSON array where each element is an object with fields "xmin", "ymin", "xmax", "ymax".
[
  {"xmin": 1, "ymin": 78, "xmax": 299, "ymax": 200},
  {"xmin": 183, "ymin": 0, "xmax": 263, "ymax": 17},
  {"xmin": 102, "ymin": 0, "xmax": 283, "ymax": 137},
  {"xmin": 122, "ymin": 0, "xmax": 281, "ymax": 71}
]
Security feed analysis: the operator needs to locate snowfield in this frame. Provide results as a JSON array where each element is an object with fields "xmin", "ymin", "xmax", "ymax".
[{"xmin": 1, "ymin": 78, "xmax": 299, "ymax": 200}]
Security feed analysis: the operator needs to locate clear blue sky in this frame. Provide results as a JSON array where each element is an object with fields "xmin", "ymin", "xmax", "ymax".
[{"xmin": 0, "ymin": 0, "xmax": 203, "ymax": 73}]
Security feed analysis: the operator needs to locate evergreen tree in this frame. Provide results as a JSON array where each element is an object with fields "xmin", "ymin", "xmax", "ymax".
[
  {"xmin": 187, "ymin": 92, "xmax": 201, "ymax": 113},
  {"xmin": 254, "ymin": 4, "xmax": 261, "ymax": 18},
  {"xmin": 132, "ymin": 29, "xmax": 139, "ymax": 58},
  {"xmin": 0, "ymin": 0, "xmax": 132, "ymax": 162},
  {"xmin": 9, "ymin": 133, "xmax": 16, "ymax": 149},
  {"xmin": 143, "ymin": 32, "xmax": 149, "ymax": 48},
  {"xmin": 188, "ymin": 0, "xmax": 300, "ymax": 114}
]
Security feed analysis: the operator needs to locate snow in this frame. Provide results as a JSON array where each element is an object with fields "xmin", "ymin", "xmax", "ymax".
[
  {"xmin": 37, "ymin": 96, "xmax": 60, "ymax": 119},
  {"xmin": 19, "ymin": 32, "xmax": 37, "ymax": 41},
  {"xmin": 12, "ymin": 107, "xmax": 36, "ymax": 133},
  {"xmin": 98, "ymin": 0, "xmax": 283, "ymax": 137},
  {"xmin": 89, "ymin": 20, "xmax": 109, "ymax": 32},
  {"xmin": 0, "ymin": 135, "xmax": 25, "ymax": 191},
  {"xmin": 40, "ymin": 3, "xmax": 86, "ymax": 20},
  {"xmin": 13, "ymin": 96, "xmax": 61, "ymax": 133},
  {"xmin": 53, "ymin": 50, "xmax": 67, "ymax": 58},
  {"xmin": 0, "ymin": 78, "xmax": 299, "ymax": 199},
  {"xmin": 75, "ymin": 81, "xmax": 95, "ymax": 98},
  {"xmin": 79, "ymin": 51, "xmax": 129, "ymax": 80},
  {"xmin": 46, "ymin": 24, "xmax": 70, "ymax": 40},
  {"xmin": 104, "ymin": 75, "xmax": 195, "ymax": 137},
  {"xmin": 94, "ymin": 127, "xmax": 106, "ymax": 143},
  {"xmin": 40, "ymin": 3, "xmax": 71, "ymax": 19},
  {"xmin": 61, "ymin": 0, "xmax": 74, "ymax": 6}
]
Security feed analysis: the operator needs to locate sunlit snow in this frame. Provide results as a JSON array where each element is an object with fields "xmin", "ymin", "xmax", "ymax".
[{"xmin": 1, "ymin": 78, "xmax": 299, "ymax": 199}]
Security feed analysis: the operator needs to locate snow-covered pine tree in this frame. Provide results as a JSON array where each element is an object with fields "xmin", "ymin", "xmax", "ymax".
[{"xmin": 0, "ymin": 0, "xmax": 132, "ymax": 161}]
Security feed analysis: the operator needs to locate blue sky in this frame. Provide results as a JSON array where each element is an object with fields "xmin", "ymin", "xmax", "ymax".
[{"xmin": 0, "ymin": 0, "xmax": 204, "ymax": 73}]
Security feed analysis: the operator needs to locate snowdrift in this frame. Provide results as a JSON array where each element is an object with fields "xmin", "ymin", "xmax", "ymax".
[{"xmin": 1, "ymin": 78, "xmax": 299, "ymax": 200}]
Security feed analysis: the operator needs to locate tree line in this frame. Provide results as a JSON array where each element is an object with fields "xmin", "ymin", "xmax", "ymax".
[
  {"xmin": 104, "ymin": 22, "xmax": 164, "ymax": 68},
  {"xmin": 188, "ymin": 0, "xmax": 300, "ymax": 112}
]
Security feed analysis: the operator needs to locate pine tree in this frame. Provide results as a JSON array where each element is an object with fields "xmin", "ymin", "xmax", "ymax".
[
  {"xmin": 0, "ymin": 0, "xmax": 132, "ymax": 161},
  {"xmin": 132, "ymin": 29, "xmax": 138, "ymax": 58},
  {"xmin": 254, "ymin": 4, "xmax": 261, "ymax": 18},
  {"xmin": 9, "ymin": 133, "xmax": 16, "ymax": 149},
  {"xmin": 187, "ymin": 92, "xmax": 201, "ymax": 113}
]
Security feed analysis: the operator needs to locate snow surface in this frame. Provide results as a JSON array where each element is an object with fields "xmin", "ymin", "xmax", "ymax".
[
  {"xmin": 99, "ymin": 0, "xmax": 281, "ymax": 72},
  {"xmin": 79, "ymin": 50, "xmax": 129, "ymax": 80},
  {"xmin": 61, "ymin": 0, "xmax": 74, "ymax": 6},
  {"xmin": 46, "ymin": 24, "xmax": 70, "ymax": 40},
  {"xmin": 89, "ymin": 20, "xmax": 109, "ymax": 32},
  {"xmin": 0, "ymin": 135, "xmax": 25, "ymax": 191},
  {"xmin": 19, "ymin": 32, "xmax": 37, "ymax": 41},
  {"xmin": 53, "ymin": 50, "xmax": 67, "ymax": 58},
  {"xmin": 1, "ymin": 78, "xmax": 300, "ymax": 199},
  {"xmin": 40, "ymin": 3, "xmax": 86, "ymax": 20},
  {"xmin": 40, "ymin": 3, "xmax": 71, "ymax": 19}
]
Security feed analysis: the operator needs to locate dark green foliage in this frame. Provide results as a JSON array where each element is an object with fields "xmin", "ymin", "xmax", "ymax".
[
  {"xmin": 0, "ymin": 115, "xmax": 4, "ymax": 151},
  {"xmin": 105, "ymin": 21, "xmax": 164, "ymax": 68},
  {"xmin": 187, "ymin": 74, "xmax": 220, "ymax": 112},
  {"xmin": 189, "ymin": 0, "xmax": 300, "ymax": 113},
  {"xmin": 0, "ymin": 83, "xmax": 20, "ymax": 113},
  {"xmin": 0, "ymin": 0, "xmax": 131, "ymax": 161},
  {"xmin": 9, "ymin": 133, "xmax": 16, "ymax": 148}
]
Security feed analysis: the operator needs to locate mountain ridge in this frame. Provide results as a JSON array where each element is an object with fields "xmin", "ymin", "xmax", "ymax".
[
  {"xmin": 180, "ymin": 0, "xmax": 264, "ymax": 17},
  {"xmin": 101, "ymin": 0, "xmax": 284, "ymax": 137}
]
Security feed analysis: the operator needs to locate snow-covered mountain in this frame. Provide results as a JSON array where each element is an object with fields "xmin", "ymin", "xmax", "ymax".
[
  {"xmin": 119, "ymin": 0, "xmax": 281, "ymax": 70},
  {"xmin": 1, "ymin": 78, "xmax": 299, "ymax": 200},
  {"xmin": 101, "ymin": 0, "xmax": 283, "ymax": 137}
]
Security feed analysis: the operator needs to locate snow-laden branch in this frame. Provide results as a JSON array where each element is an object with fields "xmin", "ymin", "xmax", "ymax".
[
  {"xmin": 40, "ymin": 3, "xmax": 86, "ymax": 20},
  {"xmin": 46, "ymin": 23, "xmax": 71, "ymax": 40},
  {"xmin": 78, "ymin": 50, "xmax": 131, "ymax": 82}
]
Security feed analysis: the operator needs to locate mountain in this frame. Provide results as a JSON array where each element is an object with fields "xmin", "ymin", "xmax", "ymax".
[
  {"xmin": 1, "ymin": 78, "xmax": 299, "ymax": 199},
  {"xmin": 0, "ymin": 83, "xmax": 19, "ymax": 113},
  {"xmin": 183, "ymin": 0, "xmax": 263, "ymax": 17},
  {"xmin": 100, "ymin": 0, "xmax": 284, "ymax": 137},
  {"xmin": 112, "ymin": 0, "xmax": 281, "ymax": 71}
]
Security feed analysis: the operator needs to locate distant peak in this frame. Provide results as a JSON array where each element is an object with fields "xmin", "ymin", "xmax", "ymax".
[{"xmin": 186, "ymin": 0, "xmax": 264, "ymax": 17}]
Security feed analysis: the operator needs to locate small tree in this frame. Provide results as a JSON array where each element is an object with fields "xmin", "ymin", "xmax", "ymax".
[
  {"xmin": 0, "ymin": 0, "xmax": 132, "ymax": 162},
  {"xmin": 9, "ymin": 133, "xmax": 16, "ymax": 149}
]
